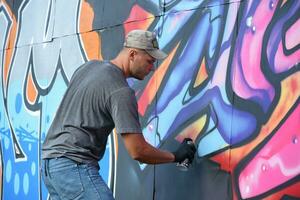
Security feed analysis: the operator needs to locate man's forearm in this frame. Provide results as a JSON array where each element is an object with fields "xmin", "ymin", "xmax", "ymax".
[
  {"xmin": 133, "ymin": 143, "xmax": 175, "ymax": 164},
  {"xmin": 121, "ymin": 132, "xmax": 175, "ymax": 164}
]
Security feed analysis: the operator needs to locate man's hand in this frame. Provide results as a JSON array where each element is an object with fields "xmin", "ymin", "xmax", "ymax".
[{"xmin": 173, "ymin": 138, "xmax": 196, "ymax": 163}]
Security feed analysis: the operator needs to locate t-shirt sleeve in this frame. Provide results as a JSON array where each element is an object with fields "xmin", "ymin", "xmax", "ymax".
[{"xmin": 106, "ymin": 87, "xmax": 142, "ymax": 134}]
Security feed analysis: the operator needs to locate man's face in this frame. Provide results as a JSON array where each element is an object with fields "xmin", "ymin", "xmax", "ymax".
[{"xmin": 129, "ymin": 49, "xmax": 156, "ymax": 80}]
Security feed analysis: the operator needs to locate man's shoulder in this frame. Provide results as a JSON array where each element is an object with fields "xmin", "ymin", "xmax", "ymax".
[
  {"xmin": 88, "ymin": 60, "xmax": 121, "ymax": 73},
  {"xmin": 76, "ymin": 60, "xmax": 115, "ymax": 75},
  {"xmin": 84, "ymin": 59, "xmax": 105, "ymax": 68}
]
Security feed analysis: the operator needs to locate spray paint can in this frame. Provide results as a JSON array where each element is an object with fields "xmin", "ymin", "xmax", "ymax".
[{"xmin": 176, "ymin": 140, "xmax": 194, "ymax": 171}]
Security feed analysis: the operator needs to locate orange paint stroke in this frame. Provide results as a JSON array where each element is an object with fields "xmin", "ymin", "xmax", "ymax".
[
  {"xmin": 211, "ymin": 71, "xmax": 300, "ymax": 172},
  {"xmin": 138, "ymin": 43, "xmax": 180, "ymax": 116},
  {"xmin": 193, "ymin": 57, "xmax": 208, "ymax": 88},
  {"xmin": 2, "ymin": 1, "xmax": 18, "ymax": 88},
  {"xmin": 175, "ymin": 114, "xmax": 207, "ymax": 142},
  {"xmin": 79, "ymin": 1, "xmax": 102, "ymax": 60},
  {"xmin": 26, "ymin": 71, "xmax": 38, "ymax": 105},
  {"xmin": 263, "ymin": 181, "xmax": 300, "ymax": 200},
  {"xmin": 123, "ymin": 5, "xmax": 154, "ymax": 35},
  {"xmin": 81, "ymin": 32, "xmax": 102, "ymax": 60}
]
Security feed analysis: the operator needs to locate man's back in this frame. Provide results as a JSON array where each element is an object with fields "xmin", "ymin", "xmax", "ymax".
[{"xmin": 42, "ymin": 60, "xmax": 137, "ymax": 163}]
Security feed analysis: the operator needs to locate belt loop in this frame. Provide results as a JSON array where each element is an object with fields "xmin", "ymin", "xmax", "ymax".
[
  {"xmin": 45, "ymin": 159, "xmax": 51, "ymax": 178},
  {"xmin": 44, "ymin": 159, "xmax": 48, "ymax": 177},
  {"xmin": 47, "ymin": 159, "xmax": 51, "ymax": 178}
]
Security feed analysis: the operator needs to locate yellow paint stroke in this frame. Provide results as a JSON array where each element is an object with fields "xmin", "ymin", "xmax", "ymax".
[
  {"xmin": 175, "ymin": 114, "xmax": 207, "ymax": 143},
  {"xmin": 193, "ymin": 57, "xmax": 208, "ymax": 88}
]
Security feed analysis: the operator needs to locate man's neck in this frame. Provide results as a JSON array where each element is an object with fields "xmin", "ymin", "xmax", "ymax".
[{"xmin": 110, "ymin": 54, "xmax": 129, "ymax": 77}]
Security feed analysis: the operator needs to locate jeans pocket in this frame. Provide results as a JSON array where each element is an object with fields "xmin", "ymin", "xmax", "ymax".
[{"xmin": 50, "ymin": 163, "xmax": 84, "ymax": 200}]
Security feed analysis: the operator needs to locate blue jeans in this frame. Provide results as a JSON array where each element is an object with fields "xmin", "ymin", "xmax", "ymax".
[{"xmin": 41, "ymin": 157, "xmax": 115, "ymax": 200}]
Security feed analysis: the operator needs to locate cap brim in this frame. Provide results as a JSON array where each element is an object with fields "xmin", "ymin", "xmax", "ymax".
[{"xmin": 146, "ymin": 49, "xmax": 168, "ymax": 60}]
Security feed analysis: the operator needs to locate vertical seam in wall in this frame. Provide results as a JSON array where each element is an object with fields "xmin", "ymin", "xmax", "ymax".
[{"xmin": 229, "ymin": 0, "xmax": 244, "ymax": 177}]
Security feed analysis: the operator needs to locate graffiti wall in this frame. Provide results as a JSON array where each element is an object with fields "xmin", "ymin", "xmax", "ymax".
[{"xmin": 0, "ymin": 0, "xmax": 299, "ymax": 199}]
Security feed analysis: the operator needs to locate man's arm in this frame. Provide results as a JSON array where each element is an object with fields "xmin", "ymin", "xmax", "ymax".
[{"xmin": 121, "ymin": 133, "xmax": 175, "ymax": 164}]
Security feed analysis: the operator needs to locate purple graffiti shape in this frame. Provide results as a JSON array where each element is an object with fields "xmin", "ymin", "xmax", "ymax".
[{"xmin": 232, "ymin": 1, "xmax": 277, "ymax": 113}]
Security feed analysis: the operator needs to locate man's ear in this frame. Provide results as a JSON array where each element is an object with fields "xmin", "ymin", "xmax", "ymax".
[{"xmin": 128, "ymin": 49, "xmax": 136, "ymax": 61}]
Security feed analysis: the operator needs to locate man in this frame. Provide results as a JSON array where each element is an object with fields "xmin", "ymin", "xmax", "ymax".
[{"xmin": 41, "ymin": 30, "xmax": 196, "ymax": 200}]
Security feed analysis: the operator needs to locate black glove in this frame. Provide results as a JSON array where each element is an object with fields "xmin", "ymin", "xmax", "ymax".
[{"xmin": 173, "ymin": 138, "xmax": 196, "ymax": 163}]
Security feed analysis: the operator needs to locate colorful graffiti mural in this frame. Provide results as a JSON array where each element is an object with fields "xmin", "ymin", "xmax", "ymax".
[{"xmin": 0, "ymin": 0, "xmax": 299, "ymax": 199}]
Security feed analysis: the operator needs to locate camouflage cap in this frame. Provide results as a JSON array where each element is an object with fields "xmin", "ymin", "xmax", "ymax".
[{"xmin": 124, "ymin": 30, "xmax": 168, "ymax": 59}]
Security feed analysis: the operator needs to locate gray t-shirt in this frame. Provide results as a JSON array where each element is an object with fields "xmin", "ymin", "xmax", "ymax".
[{"xmin": 42, "ymin": 60, "xmax": 142, "ymax": 163}]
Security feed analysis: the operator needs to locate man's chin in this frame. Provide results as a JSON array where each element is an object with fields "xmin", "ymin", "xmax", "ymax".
[
  {"xmin": 136, "ymin": 77, "xmax": 144, "ymax": 80},
  {"xmin": 133, "ymin": 74, "xmax": 145, "ymax": 80}
]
